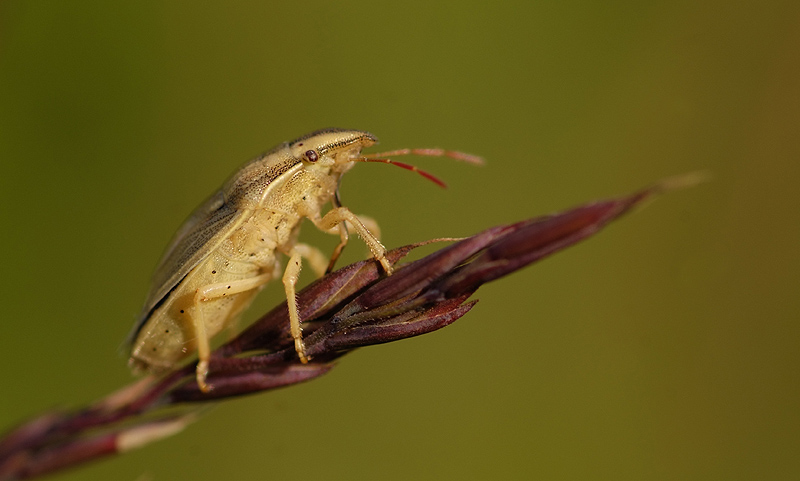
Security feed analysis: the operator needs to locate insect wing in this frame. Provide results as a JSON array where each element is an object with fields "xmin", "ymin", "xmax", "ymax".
[
  {"xmin": 154, "ymin": 190, "xmax": 226, "ymax": 276},
  {"xmin": 127, "ymin": 191, "xmax": 245, "ymax": 342}
]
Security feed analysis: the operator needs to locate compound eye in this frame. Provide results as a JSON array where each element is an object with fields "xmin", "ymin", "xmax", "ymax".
[{"xmin": 303, "ymin": 149, "xmax": 319, "ymax": 162}]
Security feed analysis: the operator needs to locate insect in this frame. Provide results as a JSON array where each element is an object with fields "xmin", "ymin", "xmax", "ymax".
[{"xmin": 127, "ymin": 128, "xmax": 482, "ymax": 391}]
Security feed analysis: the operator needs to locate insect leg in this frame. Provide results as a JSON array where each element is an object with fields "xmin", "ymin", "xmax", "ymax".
[
  {"xmin": 356, "ymin": 215, "xmax": 381, "ymax": 240},
  {"xmin": 314, "ymin": 207, "xmax": 392, "ymax": 275},
  {"xmin": 281, "ymin": 242, "xmax": 332, "ymax": 363},
  {"xmin": 293, "ymin": 243, "xmax": 328, "ymax": 278},
  {"xmin": 327, "ymin": 188, "xmax": 348, "ymax": 273},
  {"xmin": 192, "ymin": 272, "xmax": 272, "ymax": 392},
  {"xmin": 326, "ymin": 223, "xmax": 349, "ymax": 274},
  {"xmin": 283, "ymin": 249, "xmax": 306, "ymax": 363},
  {"xmin": 326, "ymin": 191, "xmax": 382, "ymax": 273},
  {"xmin": 325, "ymin": 215, "xmax": 382, "ymax": 273}
]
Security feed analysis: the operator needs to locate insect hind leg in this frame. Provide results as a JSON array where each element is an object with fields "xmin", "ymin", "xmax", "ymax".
[{"xmin": 191, "ymin": 272, "xmax": 272, "ymax": 392}]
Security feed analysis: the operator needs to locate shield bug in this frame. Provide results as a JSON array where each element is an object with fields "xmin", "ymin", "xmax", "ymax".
[{"xmin": 127, "ymin": 128, "xmax": 482, "ymax": 391}]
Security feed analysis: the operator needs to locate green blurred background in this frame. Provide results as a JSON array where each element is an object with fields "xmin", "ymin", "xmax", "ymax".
[{"xmin": 1, "ymin": 2, "xmax": 798, "ymax": 480}]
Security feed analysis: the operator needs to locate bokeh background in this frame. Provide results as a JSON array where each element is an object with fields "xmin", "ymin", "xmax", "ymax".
[{"xmin": 1, "ymin": 2, "xmax": 798, "ymax": 480}]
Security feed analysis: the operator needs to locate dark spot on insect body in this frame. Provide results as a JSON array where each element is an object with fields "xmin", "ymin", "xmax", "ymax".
[
  {"xmin": 227, "ymin": 286, "xmax": 231, "ymax": 289},
  {"xmin": 212, "ymin": 270, "xmax": 217, "ymax": 274},
  {"xmin": 180, "ymin": 309, "xmax": 185, "ymax": 314},
  {"xmin": 302, "ymin": 196, "xmax": 306, "ymax": 200},
  {"xmin": 165, "ymin": 329, "xmax": 169, "ymax": 333},
  {"xmin": 304, "ymin": 150, "xmax": 318, "ymax": 162}
]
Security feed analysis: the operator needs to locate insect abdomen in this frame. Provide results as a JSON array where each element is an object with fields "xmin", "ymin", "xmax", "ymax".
[{"xmin": 129, "ymin": 255, "xmax": 269, "ymax": 372}]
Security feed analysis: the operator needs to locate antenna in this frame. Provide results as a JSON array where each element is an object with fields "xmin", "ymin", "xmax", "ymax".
[{"xmin": 358, "ymin": 148, "xmax": 483, "ymax": 188}]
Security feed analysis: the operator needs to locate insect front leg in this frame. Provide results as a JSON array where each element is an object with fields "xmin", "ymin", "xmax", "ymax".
[
  {"xmin": 192, "ymin": 272, "xmax": 272, "ymax": 392},
  {"xmin": 282, "ymin": 243, "xmax": 330, "ymax": 363},
  {"xmin": 326, "ymin": 215, "xmax": 382, "ymax": 273},
  {"xmin": 313, "ymin": 207, "xmax": 393, "ymax": 275},
  {"xmin": 356, "ymin": 215, "xmax": 382, "ymax": 241}
]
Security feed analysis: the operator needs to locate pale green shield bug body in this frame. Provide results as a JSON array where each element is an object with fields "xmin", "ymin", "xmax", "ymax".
[{"xmin": 127, "ymin": 128, "xmax": 481, "ymax": 391}]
